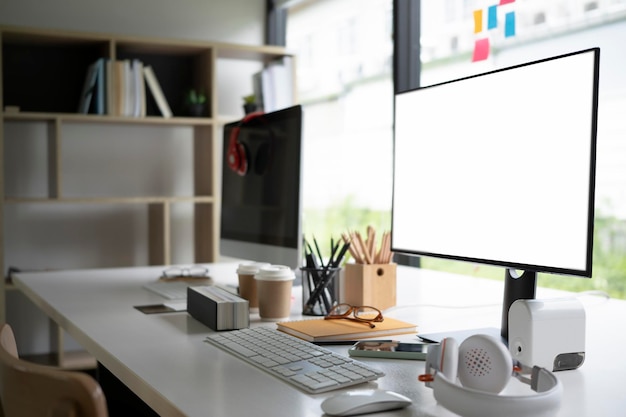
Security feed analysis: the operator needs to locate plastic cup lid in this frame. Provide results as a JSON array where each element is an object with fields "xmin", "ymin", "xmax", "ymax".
[
  {"xmin": 255, "ymin": 265, "xmax": 295, "ymax": 281},
  {"xmin": 237, "ymin": 262, "xmax": 271, "ymax": 275}
]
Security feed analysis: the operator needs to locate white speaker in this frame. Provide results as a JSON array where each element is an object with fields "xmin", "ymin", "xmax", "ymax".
[
  {"xmin": 419, "ymin": 334, "xmax": 562, "ymax": 417},
  {"xmin": 509, "ymin": 298, "xmax": 585, "ymax": 371}
]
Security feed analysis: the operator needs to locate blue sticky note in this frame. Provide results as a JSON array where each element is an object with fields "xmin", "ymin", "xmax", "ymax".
[
  {"xmin": 505, "ymin": 11, "xmax": 516, "ymax": 37},
  {"xmin": 488, "ymin": 5, "xmax": 498, "ymax": 30}
]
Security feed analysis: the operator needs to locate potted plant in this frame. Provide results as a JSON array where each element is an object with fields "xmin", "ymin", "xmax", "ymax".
[
  {"xmin": 185, "ymin": 89, "xmax": 207, "ymax": 117},
  {"xmin": 242, "ymin": 94, "xmax": 258, "ymax": 114}
]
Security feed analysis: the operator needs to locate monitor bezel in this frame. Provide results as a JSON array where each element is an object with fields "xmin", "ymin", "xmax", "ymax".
[
  {"xmin": 219, "ymin": 105, "xmax": 303, "ymax": 269},
  {"xmin": 391, "ymin": 48, "xmax": 600, "ymax": 278}
]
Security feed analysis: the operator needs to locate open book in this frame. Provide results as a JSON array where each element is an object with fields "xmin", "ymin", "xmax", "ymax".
[{"xmin": 276, "ymin": 316, "xmax": 417, "ymax": 342}]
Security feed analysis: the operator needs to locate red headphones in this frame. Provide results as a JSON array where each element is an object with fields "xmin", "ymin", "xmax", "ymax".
[{"xmin": 227, "ymin": 111, "xmax": 265, "ymax": 176}]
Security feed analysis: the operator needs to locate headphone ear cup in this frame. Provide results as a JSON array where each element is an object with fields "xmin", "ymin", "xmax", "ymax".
[
  {"xmin": 457, "ymin": 334, "xmax": 512, "ymax": 393},
  {"xmin": 227, "ymin": 141, "xmax": 248, "ymax": 176},
  {"xmin": 236, "ymin": 142, "xmax": 249, "ymax": 175}
]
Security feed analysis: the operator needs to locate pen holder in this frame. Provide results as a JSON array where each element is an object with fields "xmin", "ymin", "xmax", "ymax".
[
  {"xmin": 343, "ymin": 263, "xmax": 396, "ymax": 311},
  {"xmin": 301, "ymin": 267, "xmax": 340, "ymax": 316}
]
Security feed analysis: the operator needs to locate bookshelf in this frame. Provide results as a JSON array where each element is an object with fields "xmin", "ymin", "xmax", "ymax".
[{"xmin": 0, "ymin": 25, "xmax": 296, "ymax": 368}]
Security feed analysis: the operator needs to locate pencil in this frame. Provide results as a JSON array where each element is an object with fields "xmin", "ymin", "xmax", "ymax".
[
  {"xmin": 354, "ymin": 231, "xmax": 373, "ymax": 264},
  {"xmin": 342, "ymin": 233, "xmax": 363, "ymax": 264}
]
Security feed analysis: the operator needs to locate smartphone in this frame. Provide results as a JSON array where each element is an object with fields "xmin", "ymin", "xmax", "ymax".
[{"xmin": 348, "ymin": 340, "xmax": 429, "ymax": 360}]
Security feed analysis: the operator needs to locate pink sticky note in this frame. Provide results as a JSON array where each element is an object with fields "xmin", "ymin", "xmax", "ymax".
[
  {"xmin": 472, "ymin": 38, "xmax": 490, "ymax": 62},
  {"xmin": 499, "ymin": 0, "xmax": 515, "ymax": 4}
]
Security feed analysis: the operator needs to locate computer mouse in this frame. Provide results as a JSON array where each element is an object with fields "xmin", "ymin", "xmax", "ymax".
[{"xmin": 321, "ymin": 389, "xmax": 412, "ymax": 416}]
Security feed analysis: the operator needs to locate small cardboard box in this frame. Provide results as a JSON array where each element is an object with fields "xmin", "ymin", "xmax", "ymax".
[{"xmin": 343, "ymin": 263, "xmax": 396, "ymax": 311}]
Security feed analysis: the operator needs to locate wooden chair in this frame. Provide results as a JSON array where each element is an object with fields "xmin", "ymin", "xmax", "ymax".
[{"xmin": 0, "ymin": 323, "xmax": 108, "ymax": 417}]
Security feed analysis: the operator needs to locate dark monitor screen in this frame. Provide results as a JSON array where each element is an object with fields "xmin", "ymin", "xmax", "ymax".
[
  {"xmin": 220, "ymin": 105, "xmax": 303, "ymax": 268},
  {"xmin": 392, "ymin": 49, "xmax": 599, "ymax": 338}
]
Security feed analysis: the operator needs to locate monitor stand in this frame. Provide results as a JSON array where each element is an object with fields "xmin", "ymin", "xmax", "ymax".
[{"xmin": 501, "ymin": 268, "xmax": 537, "ymax": 342}]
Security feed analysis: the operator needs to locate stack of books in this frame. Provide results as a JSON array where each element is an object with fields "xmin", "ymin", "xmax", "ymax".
[
  {"xmin": 77, "ymin": 58, "xmax": 172, "ymax": 118},
  {"xmin": 252, "ymin": 56, "xmax": 294, "ymax": 113}
]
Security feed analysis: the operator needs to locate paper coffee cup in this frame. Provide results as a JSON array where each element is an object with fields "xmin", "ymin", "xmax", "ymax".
[
  {"xmin": 255, "ymin": 265, "xmax": 295, "ymax": 321},
  {"xmin": 237, "ymin": 262, "xmax": 270, "ymax": 311}
]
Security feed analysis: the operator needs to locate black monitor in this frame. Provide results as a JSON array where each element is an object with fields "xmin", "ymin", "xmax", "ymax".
[
  {"xmin": 220, "ymin": 105, "xmax": 303, "ymax": 269},
  {"xmin": 391, "ymin": 48, "xmax": 600, "ymax": 340}
]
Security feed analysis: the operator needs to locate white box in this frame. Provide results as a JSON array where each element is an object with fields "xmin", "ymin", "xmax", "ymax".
[{"xmin": 508, "ymin": 298, "xmax": 585, "ymax": 371}]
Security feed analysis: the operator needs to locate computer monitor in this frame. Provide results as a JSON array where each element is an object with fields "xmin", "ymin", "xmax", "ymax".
[
  {"xmin": 391, "ymin": 48, "xmax": 600, "ymax": 340},
  {"xmin": 220, "ymin": 105, "xmax": 303, "ymax": 269}
]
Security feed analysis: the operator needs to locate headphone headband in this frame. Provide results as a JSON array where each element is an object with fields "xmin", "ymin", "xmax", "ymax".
[
  {"xmin": 421, "ymin": 335, "xmax": 562, "ymax": 417},
  {"xmin": 433, "ymin": 368, "xmax": 562, "ymax": 417}
]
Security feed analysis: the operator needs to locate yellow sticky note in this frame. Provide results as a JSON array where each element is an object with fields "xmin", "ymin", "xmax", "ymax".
[{"xmin": 474, "ymin": 9, "xmax": 483, "ymax": 33}]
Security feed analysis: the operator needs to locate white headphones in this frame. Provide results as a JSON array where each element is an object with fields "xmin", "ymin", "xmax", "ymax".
[{"xmin": 419, "ymin": 334, "xmax": 562, "ymax": 417}]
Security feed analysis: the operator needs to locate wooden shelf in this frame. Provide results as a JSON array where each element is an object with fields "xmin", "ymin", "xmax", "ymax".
[
  {"xmin": 1, "ymin": 24, "xmax": 296, "ymax": 369},
  {"xmin": 4, "ymin": 196, "xmax": 215, "ymax": 204},
  {"xmin": 3, "ymin": 111, "xmax": 216, "ymax": 126}
]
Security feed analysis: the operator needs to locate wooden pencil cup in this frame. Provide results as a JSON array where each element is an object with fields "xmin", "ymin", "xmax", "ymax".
[{"xmin": 343, "ymin": 263, "xmax": 397, "ymax": 311}]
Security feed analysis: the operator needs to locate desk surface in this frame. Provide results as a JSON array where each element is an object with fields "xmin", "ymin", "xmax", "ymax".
[{"xmin": 14, "ymin": 263, "xmax": 626, "ymax": 417}]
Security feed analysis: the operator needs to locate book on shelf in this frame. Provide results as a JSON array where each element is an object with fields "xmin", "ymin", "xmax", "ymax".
[
  {"xmin": 252, "ymin": 70, "xmax": 264, "ymax": 111},
  {"xmin": 90, "ymin": 58, "xmax": 106, "ymax": 115},
  {"xmin": 123, "ymin": 60, "xmax": 134, "ymax": 116},
  {"xmin": 112, "ymin": 60, "xmax": 125, "ymax": 116},
  {"xmin": 77, "ymin": 59, "xmax": 100, "ymax": 114},
  {"xmin": 106, "ymin": 59, "xmax": 117, "ymax": 116},
  {"xmin": 143, "ymin": 65, "xmax": 172, "ymax": 118},
  {"xmin": 269, "ymin": 56, "xmax": 294, "ymax": 112},
  {"xmin": 79, "ymin": 58, "xmax": 149, "ymax": 117},
  {"xmin": 111, "ymin": 59, "xmax": 147, "ymax": 117},
  {"xmin": 132, "ymin": 59, "xmax": 146, "ymax": 117},
  {"xmin": 276, "ymin": 316, "xmax": 417, "ymax": 342},
  {"xmin": 254, "ymin": 56, "xmax": 294, "ymax": 113}
]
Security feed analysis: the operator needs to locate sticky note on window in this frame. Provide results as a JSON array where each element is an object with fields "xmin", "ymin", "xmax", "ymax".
[
  {"xmin": 505, "ymin": 12, "xmax": 516, "ymax": 37},
  {"xmin": 474, "ymin": 9, "xmax": 483, "ymax": 33},
  {"xmin": 472, "ymin": 38, "xmax": 490, "ymax": 62},
  {"xmin": 488, "ymin": 5, "xmax": 498, "ymax": 29}
]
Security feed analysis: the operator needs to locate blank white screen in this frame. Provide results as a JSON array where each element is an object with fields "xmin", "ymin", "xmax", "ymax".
[{"xmin": 392, "ymin": 50, "xmax": 597, "ymax": 274}]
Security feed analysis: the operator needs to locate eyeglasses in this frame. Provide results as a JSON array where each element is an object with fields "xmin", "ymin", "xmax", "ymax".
[
  {"xmin": 324, "ymin": 303, "xmax": 384, "ymax": 328},
  {"xmin": 161, "ymin": 266, "xmax": 209, "ymax": 279}
]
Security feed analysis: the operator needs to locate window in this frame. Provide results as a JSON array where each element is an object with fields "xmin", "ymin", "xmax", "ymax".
[
  {"xmin": 284, "ymin": 0, "xmax": 626, "ymax": 299},
  {"xmin": 419, "ymin": 0, "xmax": 626, "ymax": 299},
  {"xmin": 286, "ymin": 0, "xmax": 394, "ymax": 255}
]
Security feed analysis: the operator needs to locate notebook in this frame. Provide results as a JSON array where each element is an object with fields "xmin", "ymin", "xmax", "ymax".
[{"xmin": 276, "ymin": 316, "xmax": 417, "ymax": 342}]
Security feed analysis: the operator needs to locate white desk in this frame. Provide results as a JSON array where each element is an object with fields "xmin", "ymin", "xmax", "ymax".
[{"xmin": 13, "ymin": 263, "xmax": 626, "ymax": 417}]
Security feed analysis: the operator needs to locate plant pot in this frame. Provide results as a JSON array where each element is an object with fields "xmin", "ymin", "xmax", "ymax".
[
  {"xmin": 243, "ymin": 103, "xmax": 258, "ymax": 114},
  {"xmin": 188, "ymin": 103, "xmax": 206, "ymax": 117}
]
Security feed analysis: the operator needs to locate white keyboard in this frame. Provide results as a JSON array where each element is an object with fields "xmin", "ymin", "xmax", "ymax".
[{"xmin": 204, "ymin": 327, "xmax": 384, "ymax": 394}]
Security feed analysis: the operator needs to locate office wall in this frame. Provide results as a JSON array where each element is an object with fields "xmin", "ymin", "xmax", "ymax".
[
  {"xmin": 1, "ymin": 0, "xmax": 266, "ymax": 354},
  {"xmin": 0, "ymin": 0, "xmax": 264, "ymax": 44}
]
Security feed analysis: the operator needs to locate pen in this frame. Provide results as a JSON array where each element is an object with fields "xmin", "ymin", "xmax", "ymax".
[
  {"xmin": 304, "ymin": 240, "xmax": 332, "ymax": 311},
  {"xmin": 331, "ymin": 241, "xmax": 351, "ymax": 268}
]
